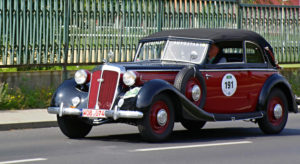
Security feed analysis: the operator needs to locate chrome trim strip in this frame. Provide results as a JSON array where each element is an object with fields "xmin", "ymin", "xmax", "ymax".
[
  {"xmin": 126, "ymin": 68, "xmax": 277, "ymax": 72},
  {"xmin": 48, "ymin": 106, "xmax": 81, "ymax": 116},
  {"xmin": 139, "ymin": 36, "xmax": 212, "ymax": 43},
  {"xmin": 200, "ymin": 69, "xmax": 277, "ymax": 72},
  {"xmin": 133, "ymin": 43, "xmax": 142, "ymax": 61},
  {"xmin": 87, "ymin": 71, "xmax": 94, "ymax": 108},
  {"xmin": 47, "ymin": 107, "xmax": 143, "ymax": 119},
  {"xmin": 95, "ymin": 67, "xmax": 105, "ymax": 109},
  {"xmin": 161, "ymin": 40, "xmax": 170, "ymax": 60},
  {"xmin": 128, "ymin": 69, "xmax": 182, "ymax": 72}
]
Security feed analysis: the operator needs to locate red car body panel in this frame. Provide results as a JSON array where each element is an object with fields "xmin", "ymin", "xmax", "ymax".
[
  {"xmin": 202, "ymin": 70, "xmax": 275, "ymax": 113},
  {"xmin": 129, "ymin": 69, "xmax": 275, "ymax": 114},
  {"xmin": 88, "ymin": 70, "xmax": 101, "ymax": 109},
  {"xmin": 136, "ymin": 71, "xmax": 178, "ymax": 85}
]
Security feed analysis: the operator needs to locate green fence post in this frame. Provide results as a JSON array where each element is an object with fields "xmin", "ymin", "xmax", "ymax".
[
  {"xmin": 63, "ymin": 0, "xmax": 70, "ymax": 81},
  {"xmin": 157, "ymin": 0, "xmax": 162, "ymax": 32},
  {"xmin": 237, "ymin": 0, "xmax": 242, "ymax": 29}
]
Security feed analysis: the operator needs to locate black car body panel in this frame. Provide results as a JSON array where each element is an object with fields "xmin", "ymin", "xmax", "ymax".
[{"xmin": 258, "ymin": 73, "xmax": 298, "ymax": 113}]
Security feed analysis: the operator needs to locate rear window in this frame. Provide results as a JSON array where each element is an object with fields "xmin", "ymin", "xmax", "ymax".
[{"xmin": 245, "ymin": 42, "xmax": 265, "ymax": 63}]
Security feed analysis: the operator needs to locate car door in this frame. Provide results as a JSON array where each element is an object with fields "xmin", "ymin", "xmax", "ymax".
[
  {"xmin": 243, "ymin": 41, "xmax": 275, "ymax": 112},
  {"xmin": 202, "ymin": 46, "xmax": 254, "ymax": 114}
]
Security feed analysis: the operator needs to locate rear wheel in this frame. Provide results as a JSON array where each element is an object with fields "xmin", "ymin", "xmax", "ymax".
[
  {"xmin": 258, "ymin": 89, "xmax": 288, "ymax": 134},
  {"xmin": 138, "ymin": 94, "xmax": 175, "ymax": 142},
  {"xmin": 57, "ymin": 116, "xmax": 92, "ymax": 138}
]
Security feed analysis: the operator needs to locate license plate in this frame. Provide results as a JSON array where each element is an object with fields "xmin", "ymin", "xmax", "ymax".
[{"xmin": 82, "ymin": 109, "xmax": 106, "ymax": 118}]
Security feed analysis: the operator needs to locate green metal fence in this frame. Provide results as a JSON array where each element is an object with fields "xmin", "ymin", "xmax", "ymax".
[{"xmin": 0, "ymin": 0, "xmax": 299, "ymax": 67}]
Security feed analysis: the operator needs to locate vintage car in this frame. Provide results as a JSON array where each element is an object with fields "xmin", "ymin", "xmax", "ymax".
[{"xmin": 48, "ymin": 29, "xmax": 299, "ymax": 142}]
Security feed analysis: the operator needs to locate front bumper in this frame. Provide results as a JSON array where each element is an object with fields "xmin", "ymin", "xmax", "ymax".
[{"xmin": 47, "ymin": 103, "xmax": 143, "ymax": 120}]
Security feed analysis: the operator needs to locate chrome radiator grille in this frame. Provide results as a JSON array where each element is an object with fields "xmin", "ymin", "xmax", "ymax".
[{"xmin": 88, "ymin": 65, "xmax": 120, "ymax": 110}]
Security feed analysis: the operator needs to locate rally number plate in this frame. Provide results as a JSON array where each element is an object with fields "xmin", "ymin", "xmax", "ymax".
[{"xmin": 82, "ymin": 109, "xmax": 106, "ymax": 118}]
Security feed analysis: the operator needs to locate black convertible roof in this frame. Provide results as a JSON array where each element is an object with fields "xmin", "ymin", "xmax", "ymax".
[{"xmin": 141, "ymin": 28, "xmax": 272, "ymax": 50}]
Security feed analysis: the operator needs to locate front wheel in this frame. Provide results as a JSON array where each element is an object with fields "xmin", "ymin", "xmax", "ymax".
[
  {"xmin": 138, "ymin": 94, "xmax": 175, "ymax": 142},
  {"xmin": 258, "ymin": 89, "xmax": 288, "ymax": 134},
  {"xmin": 57, "ymin": 115, "xmax": 93, "ymax": 138}
]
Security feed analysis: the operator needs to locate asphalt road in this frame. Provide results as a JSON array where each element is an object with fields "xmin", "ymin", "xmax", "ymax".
[{"xmin": 1, "ymin": 114, "xmax": 300, "ymax": 164}]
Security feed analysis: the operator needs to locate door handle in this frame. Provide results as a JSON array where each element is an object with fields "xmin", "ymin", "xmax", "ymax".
[{"xmin": 205, "ymin": 74, "xmax": 213, "ymax": 79}]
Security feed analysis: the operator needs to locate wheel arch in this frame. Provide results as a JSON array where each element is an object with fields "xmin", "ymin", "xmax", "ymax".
[
  {"xmin": 136, "ymin": 79, "xmax": 181, "ymax": 114},
  {"xmin": 258, "ymin": 74, "xmax": 297, "ymax": 113}
]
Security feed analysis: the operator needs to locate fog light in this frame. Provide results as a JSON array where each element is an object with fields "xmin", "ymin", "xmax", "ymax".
[
  {"xmin": 118, "ymin": 98, "xmax": 124, "ymax": 108},
  {"xmin": 71, "ymin": 97, "xmax": 81, "ymax": 107}
]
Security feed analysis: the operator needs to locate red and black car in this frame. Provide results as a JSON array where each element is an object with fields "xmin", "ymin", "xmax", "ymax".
[{"xmin": 48, "ymin": 29, "xmax": 299, "ymax": 142}]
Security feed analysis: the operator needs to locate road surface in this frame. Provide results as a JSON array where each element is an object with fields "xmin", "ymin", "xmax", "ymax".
[{"xmin": 1, "ymin": 114, "xmax": 300, "ymax": 164}]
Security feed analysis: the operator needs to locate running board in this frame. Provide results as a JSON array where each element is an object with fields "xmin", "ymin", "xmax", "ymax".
[{"xmin": 213, "ymin": 111, "xmax": 264, "ymax": 121}]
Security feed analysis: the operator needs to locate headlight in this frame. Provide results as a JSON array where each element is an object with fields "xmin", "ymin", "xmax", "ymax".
[
  {"xmin": 123, "ymin": 71, "xmax": 136, "ymax": 86},
  {"xmin": 74, "ymin": 69, "xmax": 90, "ymax": 85}
]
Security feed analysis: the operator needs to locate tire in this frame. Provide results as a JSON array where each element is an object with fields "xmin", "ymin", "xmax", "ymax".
[
  {"xmin": 174, "ymin": 66, "xmax": 207, "ymax": 129},
  {"xmin": 57, "ymin": 115, "xmax": 93, "ymax": 139},
  {"xmin": 174, "ymin": 66, "xmax": 206, "ymax": 108},
  {"xmin": 258, "ymin": 89, "xmax": 288, "ymax": 134},
  {"xmin": 138, "ymin": 94, "xmax": 175, "ymax": 142},
  {"xmin": 181, "ymin": 119, "xmax": 206, "ymax": 132}
]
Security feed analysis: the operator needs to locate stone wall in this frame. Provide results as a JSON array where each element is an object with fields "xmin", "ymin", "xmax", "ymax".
[
  {"xmin": 0, "ymin": 71, "xmax": 76, "ymax": 90},
  {"xmin": 0, "ymin": 68, "xmax": 299, "ymax": 95}
]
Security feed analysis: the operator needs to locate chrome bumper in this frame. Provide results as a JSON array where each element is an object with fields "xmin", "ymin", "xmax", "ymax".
[{"xmin": 47, "ymin": 103, "xmax": 143, "ymax": 120}]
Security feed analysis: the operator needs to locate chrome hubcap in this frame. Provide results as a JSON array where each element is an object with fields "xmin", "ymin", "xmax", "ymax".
[
  {"xmin": 273, "ymin": 104, "xmax": 283, "ymax": 119},
  {"xmin": 192, "ymin": 85, "xmax": 201, "ymax": 101},
  {"xmin": 157, "ymin": 109, "xmax": 168, "ymax": 126}
]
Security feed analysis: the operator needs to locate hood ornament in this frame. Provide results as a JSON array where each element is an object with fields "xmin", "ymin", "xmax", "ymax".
[{"xmin": 103, "ymin": 51, "xmax": 114, "ymax": 64}]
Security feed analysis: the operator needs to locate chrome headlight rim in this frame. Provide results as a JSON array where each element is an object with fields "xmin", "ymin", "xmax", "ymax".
[
  {"xmin": 123, "ymin": 71, "xmax": 137, "ymax": 87},
  {"xmin": 74, "ymin": 69, "xmax": 90, "ymax": 85}
]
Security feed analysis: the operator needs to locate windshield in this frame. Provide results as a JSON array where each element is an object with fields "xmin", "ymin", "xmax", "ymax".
[{"xmin": 135, "ymin": 40, "xmax": 209, "ymax": 64}]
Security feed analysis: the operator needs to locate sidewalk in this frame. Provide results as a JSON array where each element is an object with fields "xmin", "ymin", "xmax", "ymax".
[{"xmin": 0, "ymin": 109, "xmax": 57, "ymax": 131}]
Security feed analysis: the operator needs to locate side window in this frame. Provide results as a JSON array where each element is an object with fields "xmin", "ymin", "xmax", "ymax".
[
  {"xmin": 222, "ymin": 48, "xmax": 244, "ymax": 62},
  {"xmin": 245, "ymin": 41, "xmax": 265, "ymax": 63}
]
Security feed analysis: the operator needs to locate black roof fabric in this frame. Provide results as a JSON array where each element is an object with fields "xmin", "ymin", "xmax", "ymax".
[{"xmin": 141, "ymin": 28, "xmax": 272, "ymax": 50}]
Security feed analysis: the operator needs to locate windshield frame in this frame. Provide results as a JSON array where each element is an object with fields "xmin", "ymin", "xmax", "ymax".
[{"xmin": 134, "ymin": 37, "xmax": 212, "ymax": 64}]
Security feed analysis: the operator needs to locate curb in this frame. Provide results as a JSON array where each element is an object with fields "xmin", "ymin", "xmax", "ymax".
[{"xmin": 0, "ymin": 121, "xmax": 58, "ymax": 131}]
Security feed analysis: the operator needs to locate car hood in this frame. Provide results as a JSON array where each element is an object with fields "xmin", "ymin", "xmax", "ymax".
[
  {"xmin": 91, "ymin": 61, "xmax": 203, "ymax": 72},
  {"xmin": 114, "ymin": 61, "xmax": 197, "ymax": 71}
]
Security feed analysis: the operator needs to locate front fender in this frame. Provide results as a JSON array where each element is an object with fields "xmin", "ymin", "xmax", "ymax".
[
  {"xmin": 50, "ymin": 79, "xmax": 88, "ymax": 109},
  {"xmin": 258, "ymin": 73, "xmax": 297, "ymax": 113},
  {"xmin": 136, "ymin": 79, "xmax": 215, "ymax": 121},
  {"xmin": 136, "ymin": 79, "xmax": 173, "ymax": 109}
]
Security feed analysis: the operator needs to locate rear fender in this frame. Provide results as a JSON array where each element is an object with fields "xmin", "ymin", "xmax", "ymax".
[{"xmin": 258, "ymin": 74, "xmax": 297, "ymax": 113}]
